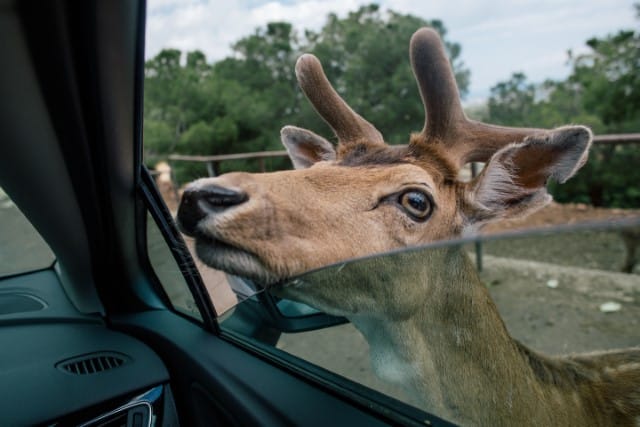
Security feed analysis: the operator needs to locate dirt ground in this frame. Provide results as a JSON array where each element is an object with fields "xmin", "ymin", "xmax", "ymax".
[
  {"xmin": 476, "ymin": 202, "xmax": 640, "ymax": 352},
  {"xmin": 484, "ymin": 201, "xmax": 640, "ymax": 233}
]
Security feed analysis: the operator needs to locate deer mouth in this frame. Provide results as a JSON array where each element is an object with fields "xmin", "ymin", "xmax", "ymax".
[
  {"xmin": 176, "ymin": 202, "xmax": 284, "ymax": 286},
  {"xmin": 192, "ymin": 233, "xmax": 283, "ymax": 286}
]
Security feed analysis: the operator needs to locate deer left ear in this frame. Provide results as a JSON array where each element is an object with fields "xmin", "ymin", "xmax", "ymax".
[
  {"xmin": 465, "ymin": 125, "xmax": 592, "ymax": 229},
  {"xmin": 281, "ymin": 126, "xmax": 336, "ymax": 169}
]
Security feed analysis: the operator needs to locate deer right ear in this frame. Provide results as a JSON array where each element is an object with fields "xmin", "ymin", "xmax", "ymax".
[
  {"xmin": 464, "ymin": 125, "xmax": 592, "ymax": 231},
  {"xmin": 281, "ymin": 126, "xmax": 337, "ymax": 169}
]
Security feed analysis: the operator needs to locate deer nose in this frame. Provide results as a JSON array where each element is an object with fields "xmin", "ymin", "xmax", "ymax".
[{"xmin": 177, "ymin": 184, "xmax": 248, "ymax": 236}]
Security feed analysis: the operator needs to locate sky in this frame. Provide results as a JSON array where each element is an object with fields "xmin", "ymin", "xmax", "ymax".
[{"xmin": 146, "ymin": 0, "xmax": 638, "ymax": 105}]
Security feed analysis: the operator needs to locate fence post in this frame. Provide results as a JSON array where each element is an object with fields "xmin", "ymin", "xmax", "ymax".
[
  {"xmin": 168, "ymin": 161, "xmax": 180, "ymax": 204},
  {"xmin": 206, "ymin": 161, "xmax": 219, "ymax": 177},
  {"xmin": 471, "ymin": 162, "xmax": 483, "ymax": 272}
]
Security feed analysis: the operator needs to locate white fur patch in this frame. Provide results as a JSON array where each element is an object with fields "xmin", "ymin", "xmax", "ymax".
[{"xmin": 473, "ymin": 152, "xmax": 518, "ymax": 211}]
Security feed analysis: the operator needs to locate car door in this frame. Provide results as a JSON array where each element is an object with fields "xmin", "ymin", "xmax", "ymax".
[
  {"xmin": 1, "ymin": 1, "xmax": 452, "ymax": 425},
  {"xmin": 125, "ymin": 163, "xmax": 465, "ymax": 426},
  {"xmin": 7, "ymin": 2, "xmax": 637, "ymax": 426}
]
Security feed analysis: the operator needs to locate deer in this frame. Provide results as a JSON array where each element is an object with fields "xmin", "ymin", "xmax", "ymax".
[{"xmin": 176, "ymin": 28, "xmax": 640, "ymax": 426}]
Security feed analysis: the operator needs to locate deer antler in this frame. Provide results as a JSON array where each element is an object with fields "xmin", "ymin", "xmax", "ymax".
[
  {"xmin": 410, "ymin": 28, "xmax": 544, "ymax": 167},
  {"xmin": 295, "ymin": 54, "xmax": 384, "ymax": 146}
]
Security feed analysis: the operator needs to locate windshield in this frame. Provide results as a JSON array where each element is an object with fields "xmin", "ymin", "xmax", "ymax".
[{"xmin": 0, "ymin": 187, "xmax": 55, "ymax": 277}]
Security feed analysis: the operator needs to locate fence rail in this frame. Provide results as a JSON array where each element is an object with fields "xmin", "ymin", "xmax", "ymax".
[
  {"xmin": 168, "ymin": 150, "xmax": 289, "ymax": 178},
  {"xmin": 162, "ymin": 133, "xmax": 639, "ymax": 272},
  {"xmin": 167, "ymin": 133, "xmax": 640, "ymax": 180},
  {"xmin": 592, "ymin": 133, "xmax": 640, "ymax": 144}
]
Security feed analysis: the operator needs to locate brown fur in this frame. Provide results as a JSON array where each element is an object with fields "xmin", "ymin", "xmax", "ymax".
[
  {"xmin": 177, "ymin": 27, "xmax": 640, "ymax": 426},
  {"xmin": 338, "ymin": 142, "xmax": 458, "ymax": 185}
]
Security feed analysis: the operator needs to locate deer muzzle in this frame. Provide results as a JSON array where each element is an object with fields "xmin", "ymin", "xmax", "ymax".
[{"xmin": 177, "ymin": 183, "xmax": 248, "ymax": 237}]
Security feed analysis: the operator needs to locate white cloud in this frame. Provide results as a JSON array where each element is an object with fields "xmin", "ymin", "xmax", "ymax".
[
  {"xmin": 248, "ymin": 0, "xmax": 363, "ymax": 30},
  {"xmin": 146, "ymin": 0, "xmax": 371, "ymax": 64},
  {"xmin": 146, "ymin": 0, "xmax": 638, "ymax": 101}
]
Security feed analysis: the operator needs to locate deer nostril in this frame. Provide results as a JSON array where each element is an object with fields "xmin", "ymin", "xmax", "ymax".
[
  {"xmin": 177, "ymin": 184, "xmax": 248, "ymax": 237},
  {"xmin": 197, "ymin": 184, "xmax": 248, "ymax": 209}
]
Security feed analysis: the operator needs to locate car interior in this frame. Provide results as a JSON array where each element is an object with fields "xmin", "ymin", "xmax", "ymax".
[
  {"xmin": 0, "ymin": 1, "xmax": 455, "ymax": 425},
  {"xmin": 2, "ymin": 1, "xmax": 639, "ymax": 426}
]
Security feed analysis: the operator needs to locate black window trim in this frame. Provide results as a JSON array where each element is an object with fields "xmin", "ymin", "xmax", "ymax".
[
  {"xmin": 138, "ymin": 166, "xmax": 219, "ymax": 333},
  {"xmin": 221, "ymin": 327, "xmax": 456, "ymax": 427}
]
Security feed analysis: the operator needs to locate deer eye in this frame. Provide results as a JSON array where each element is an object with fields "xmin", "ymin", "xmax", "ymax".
[{"xmin": 398, "ymin": 190, "xmax": 433, "ymax": 221}]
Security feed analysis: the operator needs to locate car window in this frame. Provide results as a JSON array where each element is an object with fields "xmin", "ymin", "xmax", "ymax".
[
  {"xmin": 146, "ymin": 210, "xmax": 202, "ymax": 320},
  {"xmin": 0, "ymin": 186, "xmax": 55, "ymax": 277},
  {"xmin": 219, "ymin": 220, "xmax": 640, "ymax": 422},
  {"xmin": 143, "ymin": 1, "xmax": 640, "ymax": 423}
]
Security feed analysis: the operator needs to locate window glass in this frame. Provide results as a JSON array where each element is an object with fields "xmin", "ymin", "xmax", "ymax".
[
  {"xmin": 220, "ymin": 221, "xmax": 640, "ymax": 422},
  {"xmin": 146, "ymin": 210, "xmax": 202, "ymax": 320},
  {"xmin": 0, "ymin": 186, "xmax": 55, "ymax": 277},
  {"xmin": 179, "ymin": 237, "xmax": 242, "ymax": 316},
  {"xmin": 146, "ymin": 207, "xmax": 247, "ymax": 319},
  {"xmin": 143, "ymin": 1, "xmax": 640, "ymax": 422}
]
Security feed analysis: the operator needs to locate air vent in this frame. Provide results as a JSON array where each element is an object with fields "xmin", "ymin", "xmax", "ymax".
[
  {"xmin": 56, "ymin": 352, "xmax": 130, "ymax": 375},
  {"xmin": 0, "ymin": 293, "xmax": 46, "ymax": 315}
]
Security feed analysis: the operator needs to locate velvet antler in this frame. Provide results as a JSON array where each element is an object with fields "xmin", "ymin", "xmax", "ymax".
[
  {"xmin": 295, "ymin": 54, "xmax": 385, "ymax": 146},
  {"xmin": 409, "ymin": 28, "xmax": 545, "ymax": 167}
]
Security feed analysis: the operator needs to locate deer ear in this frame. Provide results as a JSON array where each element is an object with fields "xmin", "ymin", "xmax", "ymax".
[
  {"xmin": 281, "ymin": 126, "xmax": 336, "ymax": 169},
  {"xmin": 465, "ymin": 126, "xmax": 592, "ymax": 229}
]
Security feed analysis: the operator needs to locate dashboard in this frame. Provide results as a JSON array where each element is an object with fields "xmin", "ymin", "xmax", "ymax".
[{"xmin": 0, "ymin": 269, "xmax": 176, "ymax": 426}]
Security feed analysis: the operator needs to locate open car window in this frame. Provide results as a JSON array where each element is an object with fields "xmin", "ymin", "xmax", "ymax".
[
  {"xmin": 0, "ymin": 186, "xmax": 55, "ymax": 278},
  {"xmin": 142, "ymin": 3, "xmax": 640, "ymax": 424},
  {"xmin": 146, "ymin": 209, "xmax": 202, "ymax": 320},
  {"xmin": 216, "ymin": 219, "xmax": 640, "ymax": 422}
]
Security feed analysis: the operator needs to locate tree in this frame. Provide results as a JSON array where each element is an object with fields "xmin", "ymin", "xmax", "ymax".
[
  {"xmin": 143, "ymin": 6, "xmax": 471, "ymax": 178},
  {"xmin": 144, "ymin": 48, "xmax": 213, "ymax": 155},
  {"xmin": 570, "ymin": 30, "xmax": 640, "ymax": 132},
  {"xmin": 143, "ymin": 48, "xmax": 275, "ymax": 180},
  {"xmin": 487, "ymin": 73, "xmax": 536, "ymax": 127},
  {"xmin": 485, "ymin": 5, "xmax": 640, "ymax": 208},
  {"xmin": 487, "ymin": 74, "xmax": 603, "ymax": 130},
  {"xmin": 215, "ymin": 22, "xmax": 301, "ymax": 139},
  {"xmin": 300, "ymin": 4, "xmax": 470, "ymax": 143}
]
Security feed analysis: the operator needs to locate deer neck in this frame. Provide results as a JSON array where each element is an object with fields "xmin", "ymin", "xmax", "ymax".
[{"xmin": 347, "ymin": 247, "xmax": 584, "ymax": 425}]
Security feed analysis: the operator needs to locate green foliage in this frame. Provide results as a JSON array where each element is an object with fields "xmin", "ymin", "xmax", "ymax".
[
  {"xmin": 143, "ymin": 4, "xmax": 470, "ymax": 174},
  {"xmin": 212, "ymin": 117, "xmax": 239, "ymax": 145},
  {"xmin": 487, "ymin": 73, "xmax": 536, "ymax": 127},
  {"xmin": 301, "ymin": 5, "xmax": 470, "ymax": 143},
  {"xmin": 571, "ymin": 30, "xmax": 640, "ymax": 131},
  {"xmin": 143, "ymin": 4, "xmax": 639, "ymax": 209},
  {"xmin": 487, "ymin": 74, "xmax": 604, "ymax": 131},
  {"xmin": 486, "ymin": 9, "xmax": 640, "ymax": 208},
  {"xmin": 143, "ymin": 119, "xmax": 174, "ymax": 165},
  {"xmin": 550, "ymin": 145, "xmax": 640, "ymax": 208},
  {"xmin": 178, "ymin": 121, "xmax": 215, "ymax": 154}
]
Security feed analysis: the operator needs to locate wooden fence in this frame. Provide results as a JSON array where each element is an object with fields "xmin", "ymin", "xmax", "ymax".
[
  {"xmin": 163, "ymin": 133, "xmax": 640, "ymax": 271},
  {"xmin": 167, "ymin": 133, "xmax": 640, "ymax": 183}
]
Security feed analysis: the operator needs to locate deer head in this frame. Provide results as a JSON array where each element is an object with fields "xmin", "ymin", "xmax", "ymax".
[{"xmin": 177, "ymin": 28, "xmax": 591, "ymax": 312}]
